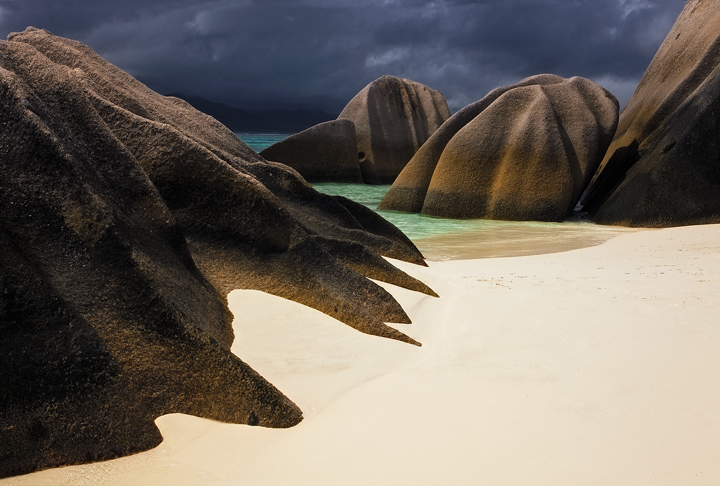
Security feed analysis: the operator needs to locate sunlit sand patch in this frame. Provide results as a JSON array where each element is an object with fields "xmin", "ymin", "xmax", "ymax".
[{"xmin": 4, "ymin": 224, "xmax": 719, "ymax": 486}]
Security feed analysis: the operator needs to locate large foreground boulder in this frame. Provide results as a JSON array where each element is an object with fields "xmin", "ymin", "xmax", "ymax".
[
  {"xmin": 379, "ymin": 75, "xmax": 618, "ymax": 221},
  {"xmin": 338, "ymin": 76, "xmax": 451, "ymax": 184},
  {"xmin": 576, "ymin": 0, "xmax": 720, "ymax": 227},
  {"xmin": 259, "ymin": 119, "xmax": 363, "ymax": 183},
  {"xmin": 1, "ymin": 239, "xmax": 164, "ymax": 475},
  {"xmin": 0, "ymin": 28, "xmax": 434, "ymax": 478}
]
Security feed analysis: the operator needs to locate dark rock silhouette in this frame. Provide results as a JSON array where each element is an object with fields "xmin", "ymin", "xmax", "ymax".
[
  {"xmin": 0, "ymin": 27, "xmax": 434, "ymax": 478},
  {"xmin": 576, "ymin": 0, "xmax": 720, "ymax": 227},
  {"xmin": 379, "ymin": 75, "xmax": 618, "ymax": 221},
  {"xmin": 167, "ymin": 92, "xmax": 335, "ymax": 134},
  {"xmin": 260, "ymin": 119, "xmax": 363, "ymax": 182},
  {"xmin": 338, "ymin": 76, "xmax": 451, "ymax": 184}
]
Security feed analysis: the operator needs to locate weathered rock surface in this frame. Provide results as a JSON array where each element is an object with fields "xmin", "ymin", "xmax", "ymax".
[
  {"xmin": 338, "ymin": 76, "xmax": 451, "ymax": 184},
  {"xmin": 1, "ymin": 234, "xmax": 164, "ymax": 476},
  {"xmin": 379, "ymin": 75, "xmax": 619, "ymax": 221},
  {"xmin": 0, "ymin": 28, "xmax": 434, "ymax": 478},
  {"xmin": 259, "ymin": 119, "xmax": 363, "ymax": 182},
  {"xmin": 576, "ymin": 0, "xmax": 720, "ymax": 227}
]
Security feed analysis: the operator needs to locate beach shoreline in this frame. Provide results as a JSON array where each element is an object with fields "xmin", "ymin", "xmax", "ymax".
[
  {"xmin": 3, "ymin": 224, "xmax": 719, "ymax": 485},
  {"xmin": 413, "ymin": 219, "xmax": 643, "ymax": 261}
]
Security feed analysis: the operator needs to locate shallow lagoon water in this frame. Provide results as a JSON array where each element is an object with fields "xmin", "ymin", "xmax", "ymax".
[
  {"xmin": 312, "ymin": 182, "xmax": 483, "ymax": 240},
  {"xmin": 312, "ymin": 183, "xmax": 640, "ymax": 261},
  {"xmin": 237, "ymin": 133, "xmax": 641, "ymax": 261}
]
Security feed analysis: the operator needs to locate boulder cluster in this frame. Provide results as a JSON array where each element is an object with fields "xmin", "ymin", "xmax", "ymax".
[
  {"xmin": 0, "ymin": 28, "xmax": 434, "ymax": 478},
  {"xmin": 261, "ymin": 75, "xmax": 451, "ymax": 185},
  {"xmin": 265, "ymin": 0, "xmax": 720, "ymax": 227}
]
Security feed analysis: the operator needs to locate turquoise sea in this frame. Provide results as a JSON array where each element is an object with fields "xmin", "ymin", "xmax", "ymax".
[
  {"xmin": 236, "ymin": 132, "xmax": 639, "ymax": 260},
  {"xmin": 235, "ymin": 132, "xmax": 289, "ymax": 153}
]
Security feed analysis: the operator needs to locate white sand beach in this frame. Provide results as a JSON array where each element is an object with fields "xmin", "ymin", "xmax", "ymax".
[{"xmin": 4, "ymin": 223, "xmax": 720, "ymax": 485}]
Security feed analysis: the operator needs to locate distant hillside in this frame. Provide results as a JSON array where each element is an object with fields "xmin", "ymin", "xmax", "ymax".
[{"xmin": 167, "ymin": 93, "xmax": 336, "ymax": 133}]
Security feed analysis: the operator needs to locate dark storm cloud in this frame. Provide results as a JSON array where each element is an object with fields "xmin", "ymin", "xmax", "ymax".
[{"xmin": 0, "ymin": 0, "xmax": 686, "ymax": 113}]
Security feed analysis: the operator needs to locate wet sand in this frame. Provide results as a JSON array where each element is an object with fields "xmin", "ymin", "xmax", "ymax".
[{"xmin": 414, "ymin": 219, "xmax": 643, "ymax": 260}]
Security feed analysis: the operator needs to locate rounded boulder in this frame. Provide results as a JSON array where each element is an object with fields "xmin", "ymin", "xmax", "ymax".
[
  {"xmin": 577, "ymin": 0, "xmax": 720, "ymax": 227},
  {"xmin": 260, "ymin": 119, "xmax": 362, "ymax": 183},
  {"xmin": 380, "ymin": 75, "xmax": 619, "ymax": 221},
  {"xmin": 338, "ymin": 75, "xmax": 451, "ymax": 184}
]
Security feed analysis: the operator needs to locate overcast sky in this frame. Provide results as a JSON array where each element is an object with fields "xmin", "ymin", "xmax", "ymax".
[{"xmin": 0, "ymin": 0, "xmax": 687, "ymax": 113}]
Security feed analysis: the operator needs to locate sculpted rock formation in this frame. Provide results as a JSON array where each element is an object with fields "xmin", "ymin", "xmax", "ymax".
[
  {"xmin": 338, "ymin": 76, "xmax": 451, "ymax": 184},
  {"xmin": 1, "ymin": 238, "xmax": 165, "ymax": 476},
  {"xmin": 260, "ymin": 119, "xmax": 363, "ymax": 183},
  {"xmin": 379, "ymin": 75, "xmax": 619, "ymax": 221},
  {"xmin": 576, "ymin": 0, "xmax": 720, "ymax": 227},
  {"xmin": 0, "ymin": 28, "xmax": 434, "ymax": 478}
]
